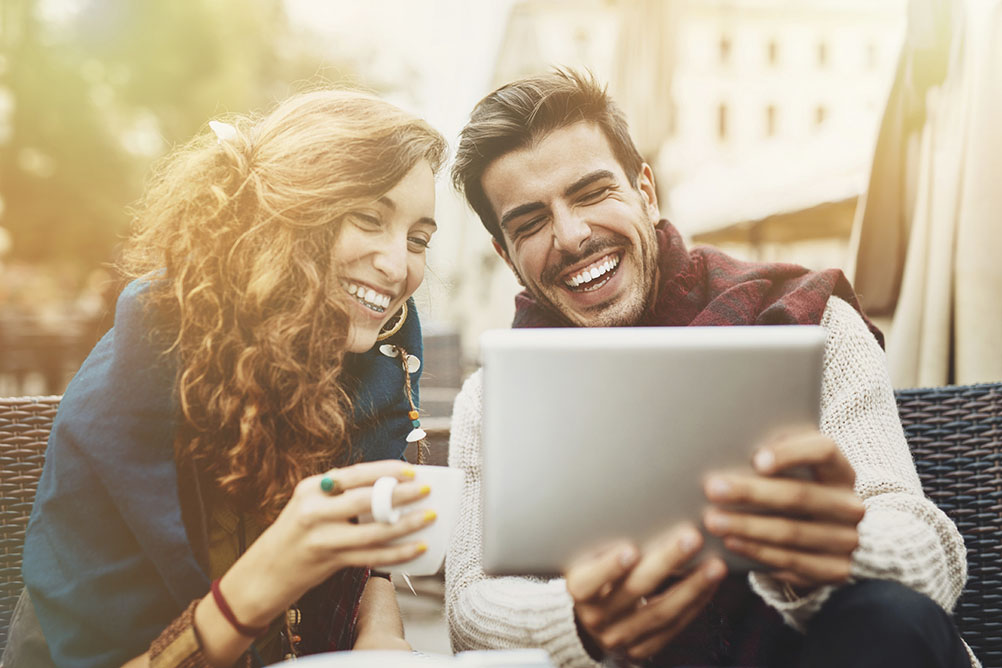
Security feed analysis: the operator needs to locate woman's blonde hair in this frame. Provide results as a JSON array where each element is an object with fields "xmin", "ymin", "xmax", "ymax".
[{"xmin": 121, "ymin": 90, "xmax": 447, "ymax": 520}]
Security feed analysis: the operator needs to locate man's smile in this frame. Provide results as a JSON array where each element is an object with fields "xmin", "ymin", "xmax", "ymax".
[{"xmin": 563, "ymin": 252, "xmax": 622, "ymax": 292}]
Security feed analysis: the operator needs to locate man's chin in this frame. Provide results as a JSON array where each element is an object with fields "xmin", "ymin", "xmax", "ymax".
[{"xmin": 554, "ymin": 297, "xmax": 644, "ymax": 328}]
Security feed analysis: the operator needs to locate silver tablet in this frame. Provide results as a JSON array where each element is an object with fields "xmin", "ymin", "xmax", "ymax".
[{"xmin": 480, "ymin": 325, "xmax": 826, "ymax": 576}]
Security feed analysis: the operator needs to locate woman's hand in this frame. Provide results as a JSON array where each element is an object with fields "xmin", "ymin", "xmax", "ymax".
[{"xmin": 193, "ymin": 460, "xmax": 434, "ymax": 666}]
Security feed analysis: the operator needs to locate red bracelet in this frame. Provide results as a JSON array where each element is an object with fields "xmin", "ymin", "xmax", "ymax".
[{"xmin": 210, "ymin": 579, "xmax": 270, "ymax": 638}]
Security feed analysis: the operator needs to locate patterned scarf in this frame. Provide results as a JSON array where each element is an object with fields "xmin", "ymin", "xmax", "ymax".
[
  {"xmin": 512, "ymin": 220, "xmax": 881, "ymax": 665},
  {"xmin": 514, "ymin": 220, "xmax": 882, "ymax": 346}
]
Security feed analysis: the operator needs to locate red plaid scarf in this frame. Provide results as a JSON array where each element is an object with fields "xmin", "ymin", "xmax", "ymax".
[
  {"xmin": 294, "ymin": 566, "xmax": 370, "ymax": 655},
  {"xmin": 513, "ymin": 220, "xmax": 880, "ymax": 665},
  {"xmin": 513, "ymin": 220, "xmax": 883, "ymax": 347}
]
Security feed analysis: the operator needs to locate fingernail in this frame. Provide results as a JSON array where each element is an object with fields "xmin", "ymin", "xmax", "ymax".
[
  {"xmin": 680, "ymin": 530, "xmax": 700, "ymax": 553},
  {"xmin": 705, "ymin": 512, "xmax": 728, "ymax": 532},
  {"xmin": 419, "ymin": 484, "xmax": 431, "ymax": 495},
  {"xmin": 618, "ymin": 546, "xmax": 637, "ymax": 568},
  {"xmin": 423, "ymin": 510, "xmax": 437, "ymax": 522},
  {"xmin": 704, "ymin": 560, "xmax": 726, "ymax": 581},
  {"xmin": 416, "ymin": 542, "xmax": 428, "ymax": 554},
  {"xmin": 754, "ymin": 449, "xmax": 775, "ymax": 473},
  {"xmin": 401, "ymin": 467, "xmax": 416, "ymax": 479},
  {"xmin": 706, "ymin": 477, "xmax": 731, "ymax": 499}
]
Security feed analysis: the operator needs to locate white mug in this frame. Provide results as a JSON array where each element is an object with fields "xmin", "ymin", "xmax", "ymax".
[{"xmin": 362, "ymin": 464, "xmax": 464, "ymax": 576}]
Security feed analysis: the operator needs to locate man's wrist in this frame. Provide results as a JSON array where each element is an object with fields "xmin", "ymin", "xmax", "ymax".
[
  {"xmin": 353, "ymin": 631, "xmax": 411, "ymax": 651},
  {"xmin": 573, "ymin": 611, "xmax": 605, "ymax": 662}
]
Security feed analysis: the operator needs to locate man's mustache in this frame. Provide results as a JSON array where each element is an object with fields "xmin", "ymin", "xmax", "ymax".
[{"xmin": 540, "ymin": 238, "xmax": 620, "ymax": 285}]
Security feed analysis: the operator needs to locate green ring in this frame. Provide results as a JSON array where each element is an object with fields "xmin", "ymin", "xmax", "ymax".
[{"xmin": 320, "ymin": 476, "xmax": 335, "ymax": 493}]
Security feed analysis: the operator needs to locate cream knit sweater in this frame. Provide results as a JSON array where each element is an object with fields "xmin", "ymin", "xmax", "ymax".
[{"xmin": 444, "ymin": 297, "xmax": 974, "ymax": 667}]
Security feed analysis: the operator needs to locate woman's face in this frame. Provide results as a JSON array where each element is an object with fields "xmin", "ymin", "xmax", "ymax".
[{"xmin": 335, "ymin": 160, "xmax": 437, "ymax": 353}]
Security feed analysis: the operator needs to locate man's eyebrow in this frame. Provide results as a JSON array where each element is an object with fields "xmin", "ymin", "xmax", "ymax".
[
  {"xmin": 417, "ymin": 217, "xmax": 438, "ymax": 230},
  {"xmin": 564, "ymin": 170, "xmax": 616, "ymax": 197},
  {"xmin": 498, "ymin": 170, "xmax": 617, "ymax": 232},
  {"xmin": 499, "ymin": 201, "xmax": 546, "ymax": 232}
]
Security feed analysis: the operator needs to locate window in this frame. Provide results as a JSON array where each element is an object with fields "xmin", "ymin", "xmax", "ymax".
[
  {"xmin": 719, "ymin": 35, "xmax": 732, "ymax": 64},
  {"xmin": 718, "ymin": 103, "xmax": 729, "ymax": 140},
  {"xmin": 817, "ymin": 41, "xmax": 828, "ymax": 68},
  {"xmin": 765, "ymin": 105, "xmax": 777, "ymax": 137},
  {"xmin": 815, "ymin": 105, "xmax": 828, "ymax": 126},
  {"xmin": 767, "ymin": 39, "xmax": 779, "ymax": 66}
]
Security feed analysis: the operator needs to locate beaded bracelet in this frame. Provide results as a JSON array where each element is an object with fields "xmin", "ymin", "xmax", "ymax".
[{"xmin": 210, "ymin": 579, "xmax": 269, "ymax": 638}]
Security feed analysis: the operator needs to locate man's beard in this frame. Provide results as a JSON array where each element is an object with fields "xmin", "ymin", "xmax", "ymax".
[{"xmin": 535, "ymin": 229, "xmax": 659, "ymax": 328}]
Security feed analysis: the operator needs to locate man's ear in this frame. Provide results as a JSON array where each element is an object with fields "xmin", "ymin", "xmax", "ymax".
[
  {"xmin": 638, "ymin": 163, "xmax": 661, "ymax": 223},
  {"xmin": 492, "ymin": 238, "xmax": 525, "ymax": 286}
]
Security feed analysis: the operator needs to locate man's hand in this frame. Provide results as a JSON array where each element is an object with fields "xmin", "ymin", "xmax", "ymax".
[
  {"xmin": 703, "ymin": 430, "xmax": 865, "ymax": 590},
  {"xmin": 565, "ymin": 524, "xmax": 726, "ymax": 662}
]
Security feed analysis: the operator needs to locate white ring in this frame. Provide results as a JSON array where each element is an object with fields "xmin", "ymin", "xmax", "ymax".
[{"xmin": 371, "ymin": 476, "xmax": 401, "ymax": 524}]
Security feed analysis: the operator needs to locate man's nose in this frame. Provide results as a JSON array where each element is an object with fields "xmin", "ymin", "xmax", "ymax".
[
  {"xmin": 551, "ymin": 205, "xmax": 591, "ymax": 253},
  {"xmin": 372, "ymin": 235, "xmax": 408, "ymax": 283}
]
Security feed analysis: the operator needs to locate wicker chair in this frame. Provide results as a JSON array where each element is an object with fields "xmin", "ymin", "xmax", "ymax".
[
  {"xmin": 896, "ymin": 383, "xmax": 1002, "ymax": 666},
  {"xmin": 0, "ymin": 386, "xmax": 1000, "ymax": 662},
  {"xmin": 0, "ymin": 396, "xmax": 59, "ymax": 654}
]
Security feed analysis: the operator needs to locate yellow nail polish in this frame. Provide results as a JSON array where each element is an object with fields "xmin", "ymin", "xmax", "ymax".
[
  {"xmin": 424, "ymin": 510, "xmax": 437, "ymax": 522},
  {"xmin": 401, "ymin": 467, "xmax": 416, "ymax": 479},
  {"xmin": 416, "ymin": 542, "xmax": 428, "ymax": 554},
  {"xmin": 420, "ymin": 485, "xmax": 431, "ymax": 495}
]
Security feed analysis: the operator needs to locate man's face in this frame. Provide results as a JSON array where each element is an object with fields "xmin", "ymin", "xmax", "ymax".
[{"xmin": 481, "ymin": 121, "xmax": 661, "ymax": 327}]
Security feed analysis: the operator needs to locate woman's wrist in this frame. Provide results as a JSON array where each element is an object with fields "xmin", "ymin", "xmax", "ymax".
[
  {"xmin": 215, "ymin": 560, "xmax": 286, "ymax": 632},
  {"xmin": 193, "ymin": 594, "xmax": 255, "ymax": 667},
  {"xmin": 217, "ymin": 533, "xmax": 296, "ymax": 628}
]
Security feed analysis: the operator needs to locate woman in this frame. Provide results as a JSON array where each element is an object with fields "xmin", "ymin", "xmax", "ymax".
[{"xmin": 13, "ymin": 90, "xmax": 447, "ymax": 667}]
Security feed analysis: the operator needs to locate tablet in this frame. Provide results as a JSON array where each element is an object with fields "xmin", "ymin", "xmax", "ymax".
[{"xmin": 479, "ymin": 325, "xmax": 826, "ymax": 576}]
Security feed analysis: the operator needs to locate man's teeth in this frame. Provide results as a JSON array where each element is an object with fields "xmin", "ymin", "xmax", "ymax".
[
  {"xmin": 343, "ymin": 282, "xmax": 391, "ymax": 312},
  {"xmin": 565, "ymin": 256, "xmax": 620, "ymax": 288}
]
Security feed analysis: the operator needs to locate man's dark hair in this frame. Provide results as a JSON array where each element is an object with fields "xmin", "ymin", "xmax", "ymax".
[{"xmin": 452, "ymin": 68, "xmax": 645, "ymax": 249}]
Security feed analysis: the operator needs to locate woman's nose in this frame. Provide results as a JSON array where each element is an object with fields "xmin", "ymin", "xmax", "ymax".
[{"xmin": 371, "ymin": 235, "xmax": 408, "ymax": 283}]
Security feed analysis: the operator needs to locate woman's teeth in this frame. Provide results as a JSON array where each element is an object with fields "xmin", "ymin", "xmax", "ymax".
[
  {"xmin": 565, "ymin": 255, "xmax": 620, "ymax": 290},
  {"xmin": 343, "ymin": 282, "xmax": 391, "ymax": 313}
]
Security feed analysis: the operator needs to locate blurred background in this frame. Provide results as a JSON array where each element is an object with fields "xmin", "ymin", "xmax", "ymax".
[
  {"xmin": 2, "ymin": 0, "xmax": 998, "ymax": 402},
  {"xmin": 5, "ymin": 0, "xmax": 1000, "ymax": 655}
]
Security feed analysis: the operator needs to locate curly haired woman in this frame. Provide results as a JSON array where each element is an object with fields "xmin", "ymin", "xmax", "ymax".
[{"xmin": 7, "ymin": 90, "xmax": 448, "ymax": 667}]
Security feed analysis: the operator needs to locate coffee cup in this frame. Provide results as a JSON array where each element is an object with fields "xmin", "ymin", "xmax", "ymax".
[{"xmin": 362, "ymin": 464, "xmax": 465, "ymax": 576}]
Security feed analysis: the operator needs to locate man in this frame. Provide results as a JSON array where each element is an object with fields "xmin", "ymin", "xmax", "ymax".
[{"xmin": 444, "ymin": 70, "xmax": 974, "ymax": 667}]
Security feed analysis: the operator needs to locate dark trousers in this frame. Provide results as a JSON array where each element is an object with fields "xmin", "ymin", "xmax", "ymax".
[{"xmin": 791, "ymin": 579, "xmax": 972, "ymax": 668}]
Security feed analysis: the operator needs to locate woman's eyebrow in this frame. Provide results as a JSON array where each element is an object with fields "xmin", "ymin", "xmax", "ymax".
[{"xmin": 376, "ymin": 196, "xmax": 436, "ymax": 228}]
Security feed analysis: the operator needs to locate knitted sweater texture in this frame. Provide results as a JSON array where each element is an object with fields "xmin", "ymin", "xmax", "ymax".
[{"xmin": 444, "ymin": 297, "xmax": 974, "ymax": 667}]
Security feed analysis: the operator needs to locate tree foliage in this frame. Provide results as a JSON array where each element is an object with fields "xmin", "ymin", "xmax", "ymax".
[{"xmin": 0, "ymin": 0, "xmax": 353, "ymax": 285}]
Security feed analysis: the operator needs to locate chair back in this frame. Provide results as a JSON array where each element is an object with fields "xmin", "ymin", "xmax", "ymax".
[
  {"xmin": 0, "ymin": 396, "xmax": 59, "ymax": 655},
  {"xmin": 0, "ymin": 388, "xmax": 998, "ymax": 661},
  {"xmin": 896, "ymin": 382, "xmax": 1002, "ymax": 666}
]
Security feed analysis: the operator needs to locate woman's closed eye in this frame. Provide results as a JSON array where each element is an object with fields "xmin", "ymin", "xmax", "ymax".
[
  {"xmin": 350, "ymin": 212, "xmax": 383, "ymax": 231},
  {"xmin": 408, "ymin": 235, "xmax": 432, "ymax": 252}
]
